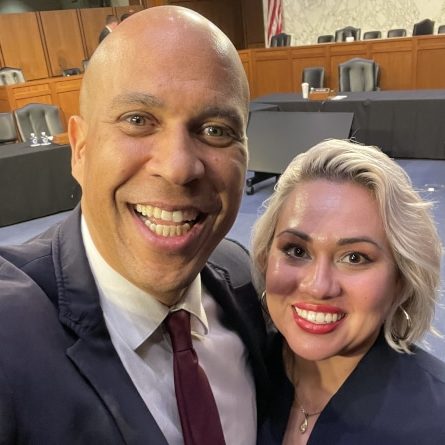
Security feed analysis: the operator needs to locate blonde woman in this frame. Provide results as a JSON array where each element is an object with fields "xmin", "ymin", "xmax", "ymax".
[{"xmin": 253, "ymin": 139, "xmax": 445, "ymax": 445}]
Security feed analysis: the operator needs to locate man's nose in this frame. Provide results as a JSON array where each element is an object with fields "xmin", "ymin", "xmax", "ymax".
[
  {"xmin": 148, "ymin": 127, "xmax": 205, "ymax": 185},
  {"xmin": 298, "ymin": 259, "xmax": 341, "ymax": 300}
]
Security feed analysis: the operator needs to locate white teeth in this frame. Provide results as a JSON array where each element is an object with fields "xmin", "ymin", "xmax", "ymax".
[
  {"xmin": 172, "ymin": 210, "xmax": 183, "ymax": 223},
  {"xmin": 153, "ymin": 207, "xmax": 162, "ymax": 219},
  {"xmin": 134, "ymin": 204, "xmax": 198, "ymax": 224},
  {"xmin": 144, "ymin": 219, "xmax": 192, "ymax": 237},
  {"xmin": 294, "ymin": 307, "xmax": 345, "ymax": 324}
]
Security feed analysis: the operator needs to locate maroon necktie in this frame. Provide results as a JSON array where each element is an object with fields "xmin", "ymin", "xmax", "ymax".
[{"xmin": 165, "ymin": 309, "xmax": 226, "ymax": 445}]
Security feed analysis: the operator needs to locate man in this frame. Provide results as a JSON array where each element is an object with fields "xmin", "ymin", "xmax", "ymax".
[
  {"xmin": 0, "ymin": 6, "xmax": 268, "ymax": 445},
  {"xmin": 98, "ymin": 14, "xmax": 118, "ymax": 43}
]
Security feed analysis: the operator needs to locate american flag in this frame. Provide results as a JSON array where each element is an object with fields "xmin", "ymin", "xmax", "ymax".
[{"xmin": 265, "ymin": 0, "xmax": 283, "ymax": 47}]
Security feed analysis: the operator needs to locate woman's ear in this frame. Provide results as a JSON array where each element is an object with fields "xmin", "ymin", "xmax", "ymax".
[{"xmin": 68, "ymin": 115, "xmax": 87, "ymax": 186}]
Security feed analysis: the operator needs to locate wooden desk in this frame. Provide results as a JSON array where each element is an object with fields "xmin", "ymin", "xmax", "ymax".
[
  {"xmin": 239, "ymin": 34, "xmax": 445, "ymax": 98},
  {"xmin": 0, "ymin": 142, "xmax": 81, "ymax": 227},
  {"xmin": 0, "ymin": 75, "xmax": 82, "ymax": 129}
]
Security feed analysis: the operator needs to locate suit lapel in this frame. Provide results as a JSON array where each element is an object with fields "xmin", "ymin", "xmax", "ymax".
[{"xmin": 53, "ymin": 208, "xmax": 168, "ymax": 445}]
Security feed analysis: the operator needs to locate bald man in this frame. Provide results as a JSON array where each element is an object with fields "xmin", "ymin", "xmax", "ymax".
[{"xmin": 0, "ymin": 7, "xmax": 268, "ymax": 444}]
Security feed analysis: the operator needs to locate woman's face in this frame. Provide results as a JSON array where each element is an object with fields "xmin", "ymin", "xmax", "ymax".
[{"xmin": 266, "ymin": 179, "xmax": 400, "ymax": 362}]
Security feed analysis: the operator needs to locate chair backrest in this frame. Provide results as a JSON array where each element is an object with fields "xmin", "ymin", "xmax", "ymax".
[
  {"xmin": 363, "ymin": 30, "xmax": 382, "ymax": 40},
  {"xmin": 0, "ymin": 112, "xmax": 17, "ymax": 144},
  {"xmin": 302, "ymin": 67, "xmax": 325, "ymax": 89},
  {"xmin": 387, "ymin": 28, "xmax": 407, "ymax": 38},
  {"xmin": 437, "ymin": 24, "xmax": 445, "ymax": 34},
  {"xmin": 317, "ymin": 34, "xmax": 334, "ymax": 43},
  {"xmin": 270, "ymin": 32, "xmax": 292, "ymax": 47},
  {"xmin": 335, "ymin": 26, "xmax": 361, "ymax": 42},
  {"xmin": 0, "ymin": 67, "xmax": 25, "ymax": 86},
  {"xmin": 62, "ymin": 68, "xmax": 81, "ymax": 77},
  {"xmin": 412, "ymin": 19, "xmax": 435, "ymax": 36},
  {"xmin": 338, "ymin": 58, "xmax": 379, "ymax": 92},
  {"xmin": 14, "ymin": 103, "xmax": 64, "ymax": 142}
]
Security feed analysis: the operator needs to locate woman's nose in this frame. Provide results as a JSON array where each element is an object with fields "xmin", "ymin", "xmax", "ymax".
[{"xmin": 298, "ymin": 259, "xmax": 341, "ymax": 299}]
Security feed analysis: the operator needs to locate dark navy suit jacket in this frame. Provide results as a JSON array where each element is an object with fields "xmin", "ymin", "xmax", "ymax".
[
  {"xmin": 0, "ymin": 207, "xmax": 268, "ymax": 444},
  {"xmin": 258, "ymin": 333, "xmax": 445, "ymax": 444}
]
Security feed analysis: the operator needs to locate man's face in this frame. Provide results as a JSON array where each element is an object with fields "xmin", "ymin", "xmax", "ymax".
[{"xmin": 70, "ymin": 29, "xmax": 248, "ymax": 305}]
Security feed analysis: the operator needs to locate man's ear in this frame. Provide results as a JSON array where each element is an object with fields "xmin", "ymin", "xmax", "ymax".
[{"xmin": 68, "ymin": 115, "xmax": 87, "ymax": 186}]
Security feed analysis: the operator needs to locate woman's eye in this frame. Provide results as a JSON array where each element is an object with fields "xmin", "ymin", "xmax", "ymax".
[
  {"xmin": 284, "ymin": 245, "xmax": 308, "ymax": 259},
  {"xmin": 341, "ymin": 252, "xmax": 370, "ymax": 264}
]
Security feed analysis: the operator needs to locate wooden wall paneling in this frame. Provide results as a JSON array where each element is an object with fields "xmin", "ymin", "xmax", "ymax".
[
  {"xmin": 39, "ymin": 10, "xmax": 86, "ymax": 77},
  {"xmin": 51, "ymin": 75, "xmax": 82, "ymax": 129},
  {"xmin": 114, "ymin": 4, "xmax": 145, "ymax": 20},
  {"xmin": 290, "ymin": 45, "xmax": 328, "ymax": 91},
  {"xmin": 415, "ymin": 35, "xmax": 445, "ymax": 89},
  {"xmin": 144, "ymin": 0, "xmax": 168, "ymax": 6},
  {"xmin": 6, "ymin": 80, "xmax": 53, "ymax": 109},
  {"xmin": 0, "ymin": 87, "xmax": 12, "ymax": 112},
  {"xmin": 238, "ymin": 49, "xmax": 253, "ymax": 96},
  {"xmin": 0, "ymin": 12, "xmax": 49, "ymax": 81},
  {"xmin": 0, "ymin": 42, "xmax": 4, "ymax": 67},
  {"xmin": 169, "ymin": 0, "xmax": 245, "ymax": 49},
  {"xmin": 79, "ymin": 7, "xmax": 113, "ymax": 59},
  {"xmin": 240, "ymin": 0, "xmax": 265, "ymax": 48},
  {"xmin": 252, "ymin": 48, "xmax": 293, "ymax": 97},
  {"xmin": 369, "ymin": 39, "xmax": 413, "ymax": 90}
]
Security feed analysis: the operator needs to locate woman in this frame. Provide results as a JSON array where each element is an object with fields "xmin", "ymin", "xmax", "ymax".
[{"xmin": 252, "ymin": 139, "xmax": 445, "ymax": 444}]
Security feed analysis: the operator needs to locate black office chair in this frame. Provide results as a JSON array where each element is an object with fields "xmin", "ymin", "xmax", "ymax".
[
  {"xmin": 335, "ymin": 26, "xmax": 361, "ymax": 42},
  {"xmin": 302, "ymin": 67, "xmax": 325, "ymax": 89},
  {"xmin": 363, "ymin": 31, "xmax": 382, "ymax": 40},
  {"xmin": 387, "ymin": 28, "xmax": 407, "ymax": 38},
  {"xmin": 270, "ymin": 33, "xmax": 292, "ymax": 47},
  {"xmin": 338, "ymin": 58, "xmax": 379, "ymax": 92},
  {"xmin": 317, "ymin": 34, "xmax": 334, "ymax": 43},
  {"xmin": 438, "ymin": 25, "xmax": 445, "ymax": 34},
  {"xmin": 0, "ymin": 67, "xmax": 25, "ymax": 85},
  {"xmin": 412, "ymin": 19, "xmax": 435, "ymax": 36},
  {"xmin": 62, "ymin": 68, "xmax": 82, "ymax": 77},
  {"xmin": 0, "ymin": 112, "xmax": 17, "ymax": 144},
  {"xmin": 14, "ymin": 103, "xmax": 64, "ymax": 142}
]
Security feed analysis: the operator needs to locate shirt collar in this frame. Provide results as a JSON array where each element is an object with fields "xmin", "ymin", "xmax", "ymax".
[{"xmin": 80, "ymin": 216, "xmax": 208, "ymax": 350}]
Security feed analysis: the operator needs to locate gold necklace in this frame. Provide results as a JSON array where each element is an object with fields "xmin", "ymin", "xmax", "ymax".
[{"xmin": 296, "ymin": 400, "xmax": 322, "ymax": 434}]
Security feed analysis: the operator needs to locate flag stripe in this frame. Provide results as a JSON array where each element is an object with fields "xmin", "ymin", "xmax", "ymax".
[{"xmin": 266, "ymin": 0, "xmax": 283, "ymax": 47}]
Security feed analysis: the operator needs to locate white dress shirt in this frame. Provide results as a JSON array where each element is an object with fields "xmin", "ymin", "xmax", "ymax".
[{"xmin": 81, "ymin": 218, "xmax": 256, "ymax": 445}]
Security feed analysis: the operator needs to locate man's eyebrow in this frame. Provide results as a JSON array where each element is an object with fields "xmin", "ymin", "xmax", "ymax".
[
  {"xmin": 193, "ymin": 106, "xmax": 245, "ymax": 129},
  {"xmin": 110, "ymin": 92, "xmax": 164, "ymax": 109}
]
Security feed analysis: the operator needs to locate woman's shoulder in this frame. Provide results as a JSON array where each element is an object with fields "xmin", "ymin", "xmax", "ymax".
[{"xmin": 404, "ymin": 344, "xmax": 445, "ymax": 386}]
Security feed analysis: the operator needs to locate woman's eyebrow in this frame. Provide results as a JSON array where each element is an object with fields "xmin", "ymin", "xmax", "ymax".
[{"xmin": 337, "ymin": 237, "xmax": 382, "ymax": 249}]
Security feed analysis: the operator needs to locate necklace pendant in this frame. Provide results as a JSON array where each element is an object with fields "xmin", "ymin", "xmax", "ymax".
[{"xmin": 299, "ymin": 415, "xmax": 308, "ymax": 434}]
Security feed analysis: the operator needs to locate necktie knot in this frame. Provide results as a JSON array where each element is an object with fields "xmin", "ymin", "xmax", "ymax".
[{"xmin": 165, "ymin": 310, "xmax": 193, "ymax": 352}]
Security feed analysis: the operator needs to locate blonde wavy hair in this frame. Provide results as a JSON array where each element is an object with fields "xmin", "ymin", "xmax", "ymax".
[{"xmin": 251, "ymin": 139, "xmax": 442, "ymax": 353}]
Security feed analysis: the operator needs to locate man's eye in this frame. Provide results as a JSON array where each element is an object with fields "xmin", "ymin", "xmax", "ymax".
[
  {"xmin": 199, "ymin": 124, "xmax": 238, "ymax": 147},
  {"xmin": 126, "ymin": 115, "xmax": 146, "ymax": 126},
  {"xmin": 202, "ymin": 125, "xmax": 230, "ymax": 138}
]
